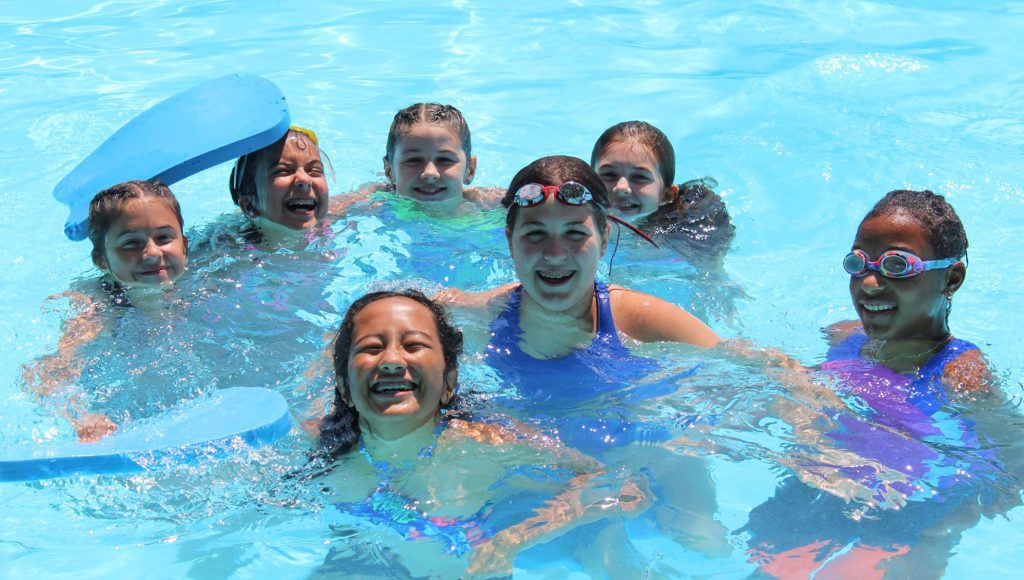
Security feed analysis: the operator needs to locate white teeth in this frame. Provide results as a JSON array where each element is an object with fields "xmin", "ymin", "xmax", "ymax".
[
  {"xmin": 863, "ymin": 303, "xmax": 895, "ymax": 312},
  {"xmin": 371, "ymin": 382, "xmax": 415, "ymax": 393},
  {"xmin": 539, "ymin": 270, "xmax": 573, "ymax": 280},
  {"xmin": 286, "ymin": 198, "xmax": 316, "ymax": 210}
]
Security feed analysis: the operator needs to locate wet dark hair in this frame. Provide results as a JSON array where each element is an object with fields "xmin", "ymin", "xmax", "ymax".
[
  {"xmin": 501, "ymin": 156, "xmax": 610, "ymax": 236},
  {"xmin": 642, "ymin": 178, "xmax": 736, "ymax": 264},
  {"xmin": 318, "ymin": 289, "xmax": 464, "ymax": 456},
  {"xmin": 863, "ymin": 189, "xmax": 968, "ymax": 259},
  {"xmin": 88, "ymin": 179, "xmax": 184, "ymax": 267},
  {"xmin": 384, "ymin": 103, "xmax": 472, "ymax": 164},
  {"xmin": 228, "ymin": 128, "xmax": 321, "ymax": 210},
  {"xmin": 591, "ymin": 120, "xmax": 676, "ymax": 187}
]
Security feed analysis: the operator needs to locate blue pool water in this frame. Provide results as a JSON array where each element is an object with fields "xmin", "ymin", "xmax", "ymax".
[{"xmin": 2, "ymin": 1, "xmax": 1023, "ymax": 577}]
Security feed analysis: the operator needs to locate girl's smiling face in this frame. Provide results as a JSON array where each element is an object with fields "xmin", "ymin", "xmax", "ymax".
[
  {"xmin": 249, "ymin": 133, "xmax": 329, "ymax": 230},
  {"xmin": 384, "ymin": 124, "xmax": 476, "ymax": 203},
  {"xmin": 849, "ymin": 211, "xmax": 965, "ymax": 341},
  {"xmin": 97, "ymin": 197, "xmax": 188, "ymax": 287},
  {"xmin": 346, "ymin": 297, "xmax": 455, "ymax": 440},
  {"xmin": 507, "ymin": 196, "xmax": 609, "ymax": 312},
  {"xmin": 595, "ymin": 140, "xmax": 673, "ymax": 221}
]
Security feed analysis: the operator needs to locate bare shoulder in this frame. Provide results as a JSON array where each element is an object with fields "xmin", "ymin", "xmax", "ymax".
[
  {"xmin": 942, "ymin": 348, "xmax": 994, "ymax": 398},
  {"xmin": 435, "ymin": 283, "xmax": 516, "ymax": 313},
  {"xmin": 823, "ymin": 320, "xmax": 861, "ymax": 346},
  {"xmin": 328, "ymin": 181, "xmax": 382, "ymax": 213},
  {"xmin": 463, "ymin": 186, "xmax": 505, "ymax": 210},
  {"xmin": 607, "ymin": 285, "xmax": 720, "ymax": 347}
]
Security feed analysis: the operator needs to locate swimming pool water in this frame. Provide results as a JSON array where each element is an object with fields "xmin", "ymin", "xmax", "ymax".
[{"xmin": 2, "ymin": 1, "xmax": 1023, "ymax": 577}]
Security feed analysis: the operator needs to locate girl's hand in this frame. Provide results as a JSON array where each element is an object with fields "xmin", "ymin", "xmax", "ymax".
[
  {"xmin": 465, "ymin": 531, "xmax": 516, "ymax": 577},
  {"xmin": 73, "ymin": 413, "xmax": 117, "ymax": 442}
]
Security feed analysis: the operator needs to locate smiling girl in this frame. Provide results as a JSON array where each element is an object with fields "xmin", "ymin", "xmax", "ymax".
[
  {"xmin": 590, "ymin": 121, "xmax": 735, "ymax": 264},
  {"xmin": 23, "ymin": 180, "xmax": 191, "ymax": 440},
  {"xmin": 314, "ymin": 290, "xmax": 646, "ymax": 577},
  {"xmin": 441, "ymin": 155, "xmax": 719, "ymax": 369},
  {"xmin": 228, "ymin": 126, "xmax": 331, "ymax": 239}
]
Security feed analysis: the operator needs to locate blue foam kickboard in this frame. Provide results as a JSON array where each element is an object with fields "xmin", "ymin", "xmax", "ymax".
[
  {"xmin": 0, "ymin": 387, "xmax": 292, "ymax": 482},
  {"xmin": 53, "ymin": 74, "xmax": 290, "ymax": 241}
]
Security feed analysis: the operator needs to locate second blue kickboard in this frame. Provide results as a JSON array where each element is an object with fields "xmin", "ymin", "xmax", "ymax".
[
  {"xmin": 53, "ymin": 74, "xmax": 290, "ymax": 241},
  {"xmin": 0, "ymin": 387, "xmax": 292, "ymax": 483}
]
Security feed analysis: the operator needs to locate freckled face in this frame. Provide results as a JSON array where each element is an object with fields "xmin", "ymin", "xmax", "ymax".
[
  {"xmin": 252, "ymin": 134, "xmax": 329, "ymax": 230},
  {"xmin": 849, "ymin": 213, "xmax": 959, "ymax": 341},
  {"xmin": 595, "ymin": 141, "xmax": 672, "ymax": 222},
  {"xmin": 346, "ymin": 298, "xmax": 454, "ymax": 438},
  {"xmin": 507, "ymin": 197, "xmax": 608, "ymax": 312},
  {"xmin": 384, "ymin": 124, "xmax": 476, "ymax": 203},
  {"xmin": 97, "ymin": 198, "xmax": 188, "ymax": 287}
]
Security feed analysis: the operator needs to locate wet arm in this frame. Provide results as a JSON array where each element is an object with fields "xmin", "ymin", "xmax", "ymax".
[{"xmin": 610, "ymin": 286, "xmax": 720, "ymax": 347}]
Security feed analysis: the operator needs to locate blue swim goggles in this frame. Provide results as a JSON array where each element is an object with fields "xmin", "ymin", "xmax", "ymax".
[{"xmin": 843, "ymin": 249, "xmax": 959, "ymax": 279}]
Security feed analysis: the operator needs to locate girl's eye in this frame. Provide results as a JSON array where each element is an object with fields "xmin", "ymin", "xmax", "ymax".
[
  {"xmin": 356, "ymin": 344, "xmax": 384, "ymax": 355},
  {"xmin": 598, "ymin": 172, "xmax": 618, "ymax": 182},
  {"xmin": 523, "ymin": 231, "xmax": 546, "ymax": 243},
  {"xmin": 120, "ymin": 241, "xmax": 142, "ymax": 250},
  {"xmin": 436, "ymin": 157, "xmax": 457, "ymax": 166},
  {"xmin": 566, "ymin": 230, "xmax": 588, "ymax": 241},
  {"xmin": 401, "ymin": 157, "xmax": 423, "ymax": 165},
  {"xmin": 631, "ymin": 174, "xmax": 652, "ymax": 183},
  {"xmin": 404, "ymin": 341, "xmax": 429, "ymax": 352}
]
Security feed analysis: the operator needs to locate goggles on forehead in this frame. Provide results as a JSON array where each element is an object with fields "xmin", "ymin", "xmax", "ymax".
[
  {"xmin": 510, "ymin": 181, "xmax": 659, "ymax": 248},
  {"xmin": 843, "ymin": 249, "xmax": 959, "ymax": 279}
]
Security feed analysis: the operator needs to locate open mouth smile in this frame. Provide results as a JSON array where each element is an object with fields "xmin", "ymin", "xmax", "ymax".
[
  {"xmin": 370, "ymin": 380, "xmax": 417, "ymax": 395},
  {"xmin": 285, "ymin": 197, "xmax": 318, "ymax": 213},
  {"xmin": 537, "ymin": 270, "xmax": 575, "ymax": 286}
]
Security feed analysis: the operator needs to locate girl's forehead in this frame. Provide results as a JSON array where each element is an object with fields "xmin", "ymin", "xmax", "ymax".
[
  {"xmin": 855, "ymin": 212, "xmax": 933, "ymax": 253},
  {"xmin": 398, "ymin": 123, "xmax": 463, "ymax": 147},
  {"xmin": 514, "ymin": 198, "xmax": 598, "ymax": 228},
  {"xmin": 600, "ymin": 139, "xmax": 658, "ymax": 167}
]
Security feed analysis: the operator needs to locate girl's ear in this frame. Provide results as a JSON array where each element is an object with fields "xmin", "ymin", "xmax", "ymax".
[
  {"xmin": 92, "ymin": 250, "xmax": 108, "ymax": 271},
  {"xmin": 599, "ymin": 221, "xmax": 612, "ymax": 256},
  {"xmin": 464, "ymin": 155, "xmax": 477, "ymax": 185},
  {"xmin": 944, "ymin": 261, "xmax": 967, "ymax": 297},
  {"xmin": 383, "ymin": 157, "xmax": 396, "ymax": 184},
  {"xmin": 662, "ymin": 184, "xmax": 679, "ymax": 205},
  {"xmin": 505, "ymin": 226, "xmax": 514, "ymax": 255},
  {"xmin": 182, "ymin": 235, "xmax": 189, "ymax": 259},
  {"xmin": 238, "ymin": 195, "xmax": 258, "ymax": 217},
  {"xmin": 442, "ymin": 369, "xmax": 458, "ymax": 405}
]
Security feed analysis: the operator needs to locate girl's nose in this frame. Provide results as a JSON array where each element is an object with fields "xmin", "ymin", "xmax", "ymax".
[
  {"xmin": 378, "ymin": 346, "xmax": 407, "ymax": 374},
  {"xmin": 141, "ymin": 239, "xmax": 160, "ymax": 260},
  {"xmin": 613, "ymin": 177, "xmax": 631, "ymax": 195},
  {"xmin": 542, "ymin": 237, "xmax": 568, "ymax": 261},
  {"xmin": 422, "ymin": 162, "xmax": 440, "ymax": 180},
  {"xmin": 378, "ymin": 360, "xmax": 406, "ymax": 374},
  {"xmin": 294, "ymin": 169, "xmax": 312, "ymax": 189},
  {"xmin": 858, "ymin": 271, "xmax": 886, "ymax": 293}
]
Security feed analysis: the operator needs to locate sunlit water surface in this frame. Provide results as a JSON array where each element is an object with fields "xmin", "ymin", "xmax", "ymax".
[{"xmin": 1, "ymin": 1, "xmax": 1023, "ymax": 577}]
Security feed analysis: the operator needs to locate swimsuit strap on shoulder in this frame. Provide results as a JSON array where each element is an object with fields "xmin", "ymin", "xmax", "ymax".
[
  {"xmin": 593, "ymin": 281, "xmax": 623, "ymax": 347},
  {"xmin": 916, "ymin": 337, "xmax": 979, "ymax": 384},
  {"xmin": 824, "ymin": 331, "xmax": 869, "ymax": 362}
]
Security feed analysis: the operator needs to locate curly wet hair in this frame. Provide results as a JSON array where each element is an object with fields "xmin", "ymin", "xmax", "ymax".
[{"xmin": 863, "ymin": 189, "xmax": 968, "ymax": 259}]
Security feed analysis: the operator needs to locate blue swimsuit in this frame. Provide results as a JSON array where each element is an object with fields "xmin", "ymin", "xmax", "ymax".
[
  {"xmin": 483, "ymin": 282, "xmax": 695, "ymax": 453},
  {"xmin": 484, "ymin": 281, "xmax": 659, "ymax": 399}
]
